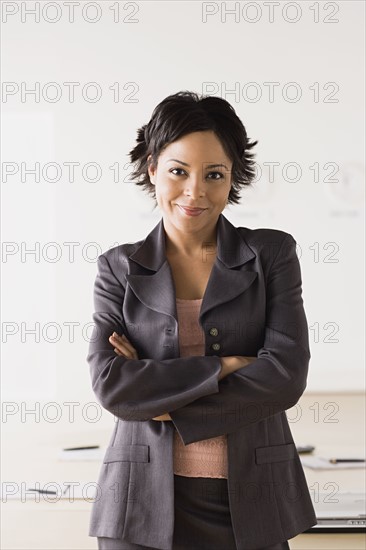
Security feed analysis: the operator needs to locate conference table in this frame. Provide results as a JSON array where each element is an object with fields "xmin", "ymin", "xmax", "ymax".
[{"xmin": 2, "ymin": 392, "xmax": 365, "ymax": 549}]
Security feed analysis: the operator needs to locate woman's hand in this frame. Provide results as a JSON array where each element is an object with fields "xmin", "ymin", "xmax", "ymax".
[
  {"xmin": 109, "ymin": 332, "xmax": 170, "ymax": 421},
  {"xmin": 109, "ymin": 332, "xmax": 139, "ymax": 360},
  {"xmin": 152, "ymin": 413, "xmax": 172, "ymax": 421},
  {"xmin": 218, "ymin": 355, "xmax": 257, "ymax": 380}
]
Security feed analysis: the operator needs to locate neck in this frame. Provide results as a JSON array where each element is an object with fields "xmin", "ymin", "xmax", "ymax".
[{"xmin": 163, "ymin": 218, "xmax": 218, "ymax": 258}]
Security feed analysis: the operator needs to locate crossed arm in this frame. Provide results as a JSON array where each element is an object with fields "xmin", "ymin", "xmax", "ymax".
[
  {"xmin": 89, "ymin": 234, "xmax": 310, "ymax": 443},
  {"xmin": 108, "ymin": 331, "xmax": 256, "ymax": 421}
]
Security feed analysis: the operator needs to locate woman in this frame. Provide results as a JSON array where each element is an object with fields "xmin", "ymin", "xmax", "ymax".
[{"xmin": 88, "ymin": 91, "xmax": 317, "ymax": 550}]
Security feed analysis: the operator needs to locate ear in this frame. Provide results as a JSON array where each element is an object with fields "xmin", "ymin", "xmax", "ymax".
[{"xmin": 147, "ymin": 155, "xmax": 156, "ymax": 185}]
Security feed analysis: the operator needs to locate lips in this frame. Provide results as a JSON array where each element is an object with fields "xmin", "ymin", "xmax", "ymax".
[
  {"xmin": 178, "ymin": 205, "xmax": 207, "ymax": 216},
  {"xmin": 181, "ymin": 206, "xmax": 205, "ymax": 212}
]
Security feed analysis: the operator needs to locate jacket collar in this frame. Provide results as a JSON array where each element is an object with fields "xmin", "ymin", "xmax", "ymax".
[{"xmin": 126, "ymin": 213, "xmax": 257, "ymax": 322}]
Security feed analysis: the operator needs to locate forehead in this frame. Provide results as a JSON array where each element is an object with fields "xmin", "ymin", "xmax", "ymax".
[{"xmin": 161, "ymin": 131, "xmax": 231, "ymax": 161}]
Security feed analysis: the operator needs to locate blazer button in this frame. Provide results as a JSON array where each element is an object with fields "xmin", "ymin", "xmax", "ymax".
[
  {"xmin": 211, "ymin": 343, "xmax": 221, "ymax": 351},
  {"xmin": 209, "ymin": 327, "xmax": 219, "ymax": 337}
]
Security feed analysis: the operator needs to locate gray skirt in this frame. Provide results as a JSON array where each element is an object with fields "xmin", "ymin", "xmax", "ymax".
[{"xmin": 97, "ymin": 474, "xmax": 290, "ymax": 550}]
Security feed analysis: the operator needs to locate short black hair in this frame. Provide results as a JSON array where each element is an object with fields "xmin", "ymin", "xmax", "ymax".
[{"xmin": 128, "ymin": 90, "xmax": 258, "ymax": 208}]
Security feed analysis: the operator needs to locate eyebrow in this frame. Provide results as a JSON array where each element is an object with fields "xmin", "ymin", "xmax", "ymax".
[{"xmin": 166, "ymin": 158, "xmax": 229, "ymax": 170}]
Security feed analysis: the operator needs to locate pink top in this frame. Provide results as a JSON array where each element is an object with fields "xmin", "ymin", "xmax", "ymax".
[{"xmin": 173, "ymin": 298, "xmax": 228, "ymax": 479}]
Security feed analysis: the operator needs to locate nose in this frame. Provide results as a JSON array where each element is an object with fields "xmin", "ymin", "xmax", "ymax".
[{"xmin": 183, "ymin": 173, "xmax": 206, "ymax": 199}]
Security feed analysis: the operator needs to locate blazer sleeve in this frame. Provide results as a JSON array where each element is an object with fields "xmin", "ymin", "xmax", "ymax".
[
  {"xmin": 169, "ymin": 233, "xmax": 311, "ymax": 445},
  {"xmin": 87, "ymin": 254, "xmax": 222, "ymax": 421}
]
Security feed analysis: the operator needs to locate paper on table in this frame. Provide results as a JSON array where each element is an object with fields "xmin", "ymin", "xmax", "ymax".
[
  {"xmin": 58, "ymin": 447, "xmax": 106, "ymax": 461},
  {"xmin": 300, "ymin": 455, "xmax": 366, "ymax": 470}
]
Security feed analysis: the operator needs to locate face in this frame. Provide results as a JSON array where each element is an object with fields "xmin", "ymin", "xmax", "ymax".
[{"xmin": 147, "ymin": 130, "xmax": 233, "ymax": 235}]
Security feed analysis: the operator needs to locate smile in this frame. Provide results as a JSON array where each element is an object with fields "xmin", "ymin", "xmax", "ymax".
[{"xmin": 177, "ymin": 205, "xmax": 207, "ymax": 217}]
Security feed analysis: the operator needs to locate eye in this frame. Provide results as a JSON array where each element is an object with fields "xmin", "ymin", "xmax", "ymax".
[
  {"xmin": 207, "ymin": 171, "xmax": 225, "ymax": 180},
  {"xmin": 169, "ymin": 168, "xmax": 186, "ymax": 176}
]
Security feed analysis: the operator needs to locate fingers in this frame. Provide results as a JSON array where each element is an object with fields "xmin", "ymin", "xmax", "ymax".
[
  {"xmin": 118, "ymin": 334, "xmax": 136, "ymax": 355},
  {"xmin": 109, "ymin": 332, "xmax": 138, "ymax": 360},
  {"xmin": 109, "ymin": 333, "xmax": 127, "ymax": 352}
]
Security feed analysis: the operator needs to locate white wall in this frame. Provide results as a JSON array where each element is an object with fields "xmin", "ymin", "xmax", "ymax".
[{"xmin": 2, "ymin": 0, "xmax": 365, "ymax": 432}]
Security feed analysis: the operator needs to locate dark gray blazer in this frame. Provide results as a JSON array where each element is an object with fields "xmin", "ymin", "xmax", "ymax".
[{"xmin": 87, "ymin": 213, "xmax": 317, "ymax": 550}]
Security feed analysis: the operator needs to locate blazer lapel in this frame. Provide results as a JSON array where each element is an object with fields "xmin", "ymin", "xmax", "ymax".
[{"xmin": 126, "ymin": 213, "xmax": 257, "ymax": 323}]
